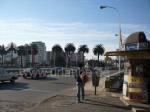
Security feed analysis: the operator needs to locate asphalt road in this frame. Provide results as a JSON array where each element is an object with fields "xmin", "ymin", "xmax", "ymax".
[{"xmin": 0, "ymin": 76, "xmax": 76, "ymax": 103}]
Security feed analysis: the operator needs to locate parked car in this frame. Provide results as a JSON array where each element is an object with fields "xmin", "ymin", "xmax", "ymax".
[
  {"xmin": 0, "ymin": 69, "xmax": 19, "ymax": 83},
  {"xmin": 22, "ymin": 68, "xmax": 48, "ymax": 79}
]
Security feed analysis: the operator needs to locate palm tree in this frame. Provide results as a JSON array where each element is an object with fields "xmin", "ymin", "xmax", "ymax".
[
  {"xmin": 52, "ymin": 44, "xmax": 63, "ymax": 67},
  {"xmin": 78, "ymin": 44, "xmax": 89, "ymax": 63},
  {"xmin": 28, "ymin": 44, "xmax": 38, "ymax": 67},
  {"xmin": 24, "ymin": 44, "xmax": 30, "ymax": 67},
  {"xmin": 7, "ymin": 42, "xmax": 17, "ymax": 67},
  {"xmin": 93, "ymin": 44, "xmax": 105, "ymax": 66},
  {"xmin": 17, "ymin": 45, "xmax": 26, "ymax": 67},
  {"xmin": 52, "ymin": 44, "xmax": 63, "ymax": 54},
  {"xmin": 105, "ymin": 56, "xmax": 113, "ymax": 68},
  {"xmin": 64, "ymin": 43, "xmax": 76, "ymax": 67},
  {"xmin": 0, "ymin": 45, "xmax": 7, "ymax": 67}
]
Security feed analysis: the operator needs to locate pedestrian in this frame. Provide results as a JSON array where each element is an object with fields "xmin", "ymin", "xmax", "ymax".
[{"xmin": 74, "ymin": 70, "xmax": 88, "ymax": 103}]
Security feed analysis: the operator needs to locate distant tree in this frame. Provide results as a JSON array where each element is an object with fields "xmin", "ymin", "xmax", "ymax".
[
  {"xmin": 64, "ymin": 43, "xmax": 76, "ymax": 67},
  {"xmin": 105, "ymin": 56, "xmax": 113, "ymax": 63},
  {"xmin": 93, "ymin": 44, "xmax": 105, "ymax": 67},
  {"xmin": 7, "ymin": 42, "xmax": 17, "ymax": 67},
  {"xmin": 28, "ymin": 44, "xmax": 38, "ymax": 67},
  {"xmin": 52, "ymin": 44, "xmax": 63, "ymax": 54},
  {"xmin": 105, "ymin": 56, "xmax": 113, "ymax": 67},
  {"xmin": 78, "ymin": 44, "xmax": 89, "ymax": 63},
  {"xmin": 0, "ymin": 45, "xmax": 7, "ymax": 67},
  {"xmin": 88, "ymin": 59, "xmax": 105, "ymax": 68},
  {"xmin": 52, "ymin": 44, "xmax": 63, "ymax": 67},
  {"xmin": 17, "ymin": 45, "xmax": 26, "ymax": 67}
]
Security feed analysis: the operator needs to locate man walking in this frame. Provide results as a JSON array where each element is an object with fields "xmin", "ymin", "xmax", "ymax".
[{"xmin": 75, "ymin": 71, "xmax": 85, "ymax": 103}]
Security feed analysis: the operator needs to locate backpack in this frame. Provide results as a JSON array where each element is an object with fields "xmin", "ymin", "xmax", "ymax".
[{"xmin": 82, "ymin": 74, "xmax": 89, "ymax": 83}]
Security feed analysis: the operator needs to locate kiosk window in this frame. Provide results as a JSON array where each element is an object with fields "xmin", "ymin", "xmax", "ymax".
[{"xmin": 132, "ymin": 65, "xmax": 143, "ymax": 76}]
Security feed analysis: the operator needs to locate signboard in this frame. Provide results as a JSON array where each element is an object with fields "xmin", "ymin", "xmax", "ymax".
[
  {"xmin": 126, "ymin": 43, "xmax": 149, "ymax": 51},
  {"xmin": 123, "ymin": 81, "xmax": 128, "ymax": 96},
  {"xmin": 129, "ymin": 84, "xmax": 144, "ymax": 89},
  {"xmin": 126, "ymin": 43, "xmax": 138, "ymax": 51}
]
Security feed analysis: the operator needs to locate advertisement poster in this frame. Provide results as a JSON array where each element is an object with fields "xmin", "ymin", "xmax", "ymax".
[{"xmin": 123, "ymin": 82, "xmax": 128, "ymax": 96}]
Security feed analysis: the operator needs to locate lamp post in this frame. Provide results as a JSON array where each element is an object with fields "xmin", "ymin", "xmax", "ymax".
[{"xmin": 100, "ymin": 6, "xmax": 122, "ymax": 73}]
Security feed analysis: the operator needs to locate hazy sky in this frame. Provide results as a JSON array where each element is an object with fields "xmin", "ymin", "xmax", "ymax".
[{"xmin": 0, "ymin": 0, "xmax": 150, "ymax": 59}]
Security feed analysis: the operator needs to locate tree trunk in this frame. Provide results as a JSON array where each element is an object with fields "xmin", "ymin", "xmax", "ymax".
[
  {"xmin": 11, "ymin": 51, "xmax": 13, "ymax": 67},
  {"xmin": 98, "ymin": 54, "xmax": 100, "ymax": 62},
  {"xmin": 21, "ymin": 55, "xmax": 23, "ymax": 67},
  {"xmin": 32, "ymin": 54, "xmax": 34, "ymax": 67},
  {"xmin": 98, "ymin": 53, "xmax": 100, "ymax": 67},
  {"xmin": 68, "ymin": 52, "xmax": 70, "ymax": 68},
  {"xmin": 2, "ymin": 55, "xmax": 3, "ymax": 67},
  {"xmin": 83, "ymin": 53, "xmax": 85, "ymax": 65}
]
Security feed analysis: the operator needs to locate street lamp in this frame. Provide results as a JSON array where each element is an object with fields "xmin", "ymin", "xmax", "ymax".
[{"xmin": 100, "ymin": 6, "xmax": 122, "ymax": 73}]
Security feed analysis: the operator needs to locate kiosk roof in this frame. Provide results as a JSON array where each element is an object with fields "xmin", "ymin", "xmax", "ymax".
[{"xmin": 105, "ymin": 49, "xmax": 150, "ymax": 56}]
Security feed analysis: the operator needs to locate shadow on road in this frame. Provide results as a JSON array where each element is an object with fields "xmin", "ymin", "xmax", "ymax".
[
  {"xmin": 83, "ymin": 99, "xmax": 130, "ymax": 110},
  {"xmin": 0, "ymin": 82, "xmax": 29, "ymax": 90},
  {"xmin": 25, "ymin": 77, "xmax": 58, "ymax": 81},
  {"xmin": 53, "ymin": 82, "xmax": 73, "ymax": 85}
]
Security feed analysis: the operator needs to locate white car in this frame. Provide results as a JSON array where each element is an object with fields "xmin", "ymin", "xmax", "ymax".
[
  {"xmin": 0, "ymin": 69, "xmax": 19, "ymax": 83},
  {"xmin": 22, "ymin": 68, "xmax": 47, "ymax": 79}
]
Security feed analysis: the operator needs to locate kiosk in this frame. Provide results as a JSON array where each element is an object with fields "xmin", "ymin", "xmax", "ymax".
[{"xmin": 105, "ymin": 32, "xmax": 150, "ymax": 102}]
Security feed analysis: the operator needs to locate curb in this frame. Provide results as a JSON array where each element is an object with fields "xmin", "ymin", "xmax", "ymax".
[{"xmin": 120, "ymin": 97, "xmax": 149, "ymax": 112}]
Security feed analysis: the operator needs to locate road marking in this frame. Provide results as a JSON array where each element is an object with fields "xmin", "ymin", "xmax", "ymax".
[{"xmin": 10, "ymin": 88, "xmax": 55, "ymax": 93}]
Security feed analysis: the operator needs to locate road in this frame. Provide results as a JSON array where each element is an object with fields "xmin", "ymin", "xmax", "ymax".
[
  {"xmin": 0, "ymin": 75, "xmax": 76, "ymax": 111},
  {"xmin": 0, "ymin": 70, "xmax": 118, "ymax": 111}
]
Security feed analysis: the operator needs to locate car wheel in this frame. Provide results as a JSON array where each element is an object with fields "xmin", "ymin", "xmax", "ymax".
[{"xmin": 10, "ymin": 78, "xmax": 15, "ymax": 83}]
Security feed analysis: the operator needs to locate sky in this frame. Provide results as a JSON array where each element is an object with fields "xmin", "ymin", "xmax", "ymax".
[{"xmin": 0, "ymin": 0, "xmax": 150, "ymax": 60}]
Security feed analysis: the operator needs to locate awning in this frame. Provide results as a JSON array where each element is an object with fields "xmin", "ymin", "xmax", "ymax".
[{"xmin": 104, "ymin": 49, "xmax": 150, "ymax": 56}]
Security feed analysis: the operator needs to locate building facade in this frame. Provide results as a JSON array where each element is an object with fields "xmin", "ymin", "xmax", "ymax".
[
  {"xmin": 46, "ymin": 51, "xmax": 53, "ymax": 66},
  {"xmin": 32, "ymin": 41, "xmax": 46, "ymax": 65}
]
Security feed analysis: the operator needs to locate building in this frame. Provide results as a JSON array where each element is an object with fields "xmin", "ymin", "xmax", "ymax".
[
  {"xmin": 46, "ymin": 51, "xmax": 53, "ymax": 66},
  {"xmin": 32, "ymin": 41, "xmax": 46, "ymax": 65}
]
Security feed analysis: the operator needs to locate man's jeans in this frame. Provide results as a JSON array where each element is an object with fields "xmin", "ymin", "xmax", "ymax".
[{"xmin": 76, "ymin": 82, "xmax": 84, "ymax": 101}]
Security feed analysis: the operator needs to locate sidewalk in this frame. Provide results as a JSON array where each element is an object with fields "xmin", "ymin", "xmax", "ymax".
[{"xmin": 26, "ymin": 75, "xmax": 131, "ymax": 112}]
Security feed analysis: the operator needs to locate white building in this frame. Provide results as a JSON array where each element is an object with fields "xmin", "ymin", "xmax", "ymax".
[
  {"xmin": 32, "ymin": 41, "xmax": 46, "ymax": 64},
  {"xmin": 5, "ymin": 53, "xmax": 18, "ymax": 62}
]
